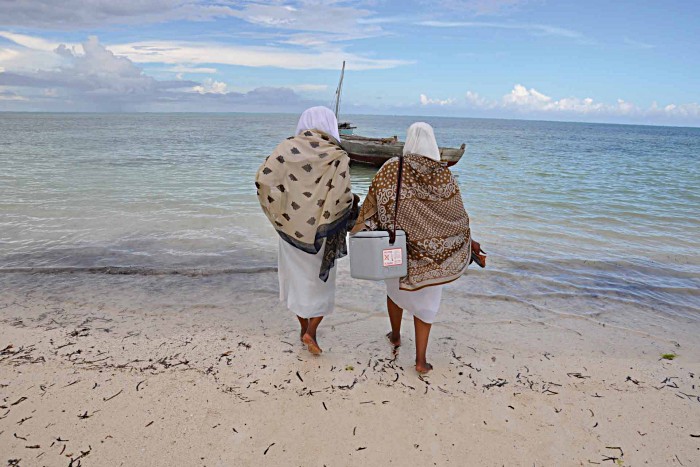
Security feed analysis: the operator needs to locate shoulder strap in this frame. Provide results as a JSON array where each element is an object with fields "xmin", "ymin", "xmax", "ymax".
[{"xmin": 389, "ymin": 155, "xmax": 404, "ymax": 245}]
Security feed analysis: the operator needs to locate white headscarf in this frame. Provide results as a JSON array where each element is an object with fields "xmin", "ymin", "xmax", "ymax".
[
  {"xmin": 403, "ymin": 122, "xmax": 441, "ymax": 162},
  {"xmin": 296, "ymin": 106, "xmax": 340, "ymax": 141}
]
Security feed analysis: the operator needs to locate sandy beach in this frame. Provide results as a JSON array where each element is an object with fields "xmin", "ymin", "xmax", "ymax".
[
  {"xmin": 1, "ymin": 265, "xmax": 698, "ymax": 466},
  {"xmin": 2, "ymin": 0, "xmax": 700, "ymax": 462}
]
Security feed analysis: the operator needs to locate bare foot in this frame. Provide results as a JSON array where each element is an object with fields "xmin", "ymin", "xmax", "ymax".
[
  {"xmin": 386, "ymin": 331, "xmax": 401, "ymax": 348},
  {"xmin": 298, "ymin": 318, "xmax": 309, "ymax": 342},
  {"xmin": 302, "ymin": 333, "xmax": 322, "ymax": 355},
  {"xmin": 415, "ymin": 362, "xmax": 433, "ymax": 374}
]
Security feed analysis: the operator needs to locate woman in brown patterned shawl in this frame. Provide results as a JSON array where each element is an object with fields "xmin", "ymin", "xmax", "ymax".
[
  {"xmin": 256, "ymin": 107, "xmax": 358, "ymax": 355},
  {"xmin": 352, "ymin": 122, "xmax": 471, "ymax": 373}
]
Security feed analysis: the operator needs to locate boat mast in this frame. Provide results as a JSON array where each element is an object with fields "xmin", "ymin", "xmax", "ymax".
[{"xmin": 334, "ymin": 61, "xmax": 345, "ymax": 120}]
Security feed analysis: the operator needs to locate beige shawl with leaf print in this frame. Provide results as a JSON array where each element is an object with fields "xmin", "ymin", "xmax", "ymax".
[{"xmin": 256, "ymin": 129, "xmax": 358, "ymax": 281}]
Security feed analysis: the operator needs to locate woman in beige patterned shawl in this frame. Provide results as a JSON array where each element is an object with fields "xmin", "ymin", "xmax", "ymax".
[
  {"xmin": 352, "ymin": 122, "xmax": 470, "ymax": 373},
  {"xmin": 256, "ymin": 107, "xmax": 358, "ymax": 355}
]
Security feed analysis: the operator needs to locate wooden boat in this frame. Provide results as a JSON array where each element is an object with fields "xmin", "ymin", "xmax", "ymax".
[
  {"xmin": 333, "ymin": 61, "xmax": 466, "ymax": 168},
  {"xmin": 340, "ymin": 134, "xmax": 466, "ymax": 167},
  {"xmin": 338, "ymin": 121, "xmax": 356, "ymax": 136}
]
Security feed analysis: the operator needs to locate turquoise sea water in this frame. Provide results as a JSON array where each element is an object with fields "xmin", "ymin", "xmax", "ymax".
[{"xmin": 1, "ymin": 113, "xmax": 698, "ymax": 320}]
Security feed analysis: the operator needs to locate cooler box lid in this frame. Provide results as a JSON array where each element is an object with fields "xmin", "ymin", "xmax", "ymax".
[{"xmin": 351, "ymin": 230, "xmax": 406, "ymax": 239}]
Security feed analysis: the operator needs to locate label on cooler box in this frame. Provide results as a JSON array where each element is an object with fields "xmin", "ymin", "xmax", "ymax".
[{"xmin": 382, "ymin": 248, "xmax": 403, "ymax": 267}]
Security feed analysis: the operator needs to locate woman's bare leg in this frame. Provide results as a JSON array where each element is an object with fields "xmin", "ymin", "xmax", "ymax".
[
  {"xmin": 414, "ymin": 316, "xmax": 433, "ymax": 373},
  {"xmin": 386, "ymin": 296, "xmax": 402, "ymax": 347},
  {"xmin": 302, "ymin": 316, "xmax": 324, "ymax": 355},
  {"xmin": 296, "ymin": 315, "xmax": 309, "ymax": 342}
]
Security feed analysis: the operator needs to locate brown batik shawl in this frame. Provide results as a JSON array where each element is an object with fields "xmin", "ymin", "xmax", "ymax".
[
  {"xmin": 256, "ymin": 129, "xmax": 358, "ymax": 281},
  {"xmin": 352, "ymin": 154, "xmax": 471, "ymax": 291}
]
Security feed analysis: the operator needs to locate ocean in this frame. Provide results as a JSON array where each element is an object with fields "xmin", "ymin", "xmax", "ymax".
[{"xmin": 1, "ymin": 113, "xmax": 698, "ymax": 322}]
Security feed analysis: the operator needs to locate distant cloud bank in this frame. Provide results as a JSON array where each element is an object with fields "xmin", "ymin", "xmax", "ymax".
[
  {"xmin": 0, "ymin": 36, "xmax": 319, "ymax": 112},
  {"xmin": 419, "ymin": 84, "xmax": 700, "ymax": 126}
]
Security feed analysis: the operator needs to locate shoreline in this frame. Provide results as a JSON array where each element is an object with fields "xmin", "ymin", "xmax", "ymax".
[{"xmin": 1, "ymin": 270, "xmax": 698, "ymax": 465}]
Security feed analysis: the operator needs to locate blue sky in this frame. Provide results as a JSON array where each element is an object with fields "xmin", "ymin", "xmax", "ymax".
[{"xmin": 0, "ymin": 0, "xmax": 698, "ymax": 126}]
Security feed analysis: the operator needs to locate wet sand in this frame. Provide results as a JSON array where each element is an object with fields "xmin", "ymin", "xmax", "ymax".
[{"xmin": 1, "ymin": 267, "xmax": 699, "ymax": 466}]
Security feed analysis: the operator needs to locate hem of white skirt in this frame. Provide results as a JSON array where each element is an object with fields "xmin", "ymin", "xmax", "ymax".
[
  {"xmin": 280, "ymin": 298, "xmax": 334, "ymax": 319},
  {"xmin": 386, "ymin": 290, "xmax": 438, "ymax": 324},
  {"xmin": 398, "ymin": 307, "xmax": 435, "ymax": 324}
]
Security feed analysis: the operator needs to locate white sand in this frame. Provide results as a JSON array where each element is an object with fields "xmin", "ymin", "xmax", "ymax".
[{"xmin": 1, "ymin": 267, "xmax": 699, "ymax": 466}]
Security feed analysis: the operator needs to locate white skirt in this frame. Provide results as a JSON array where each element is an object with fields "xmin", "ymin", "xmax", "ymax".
[
  {"xmin": 278, "ymin": 238, "xmax": 337, "ymax": 318},
  {"xmin": 385, "ymin": 278, "xmax": 443, "ymax": 324}
]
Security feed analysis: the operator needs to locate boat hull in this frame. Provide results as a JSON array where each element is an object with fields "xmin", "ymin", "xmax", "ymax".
[{"xmin": 340, "ymin": 135, "xmax": 465, "ymax": 168}]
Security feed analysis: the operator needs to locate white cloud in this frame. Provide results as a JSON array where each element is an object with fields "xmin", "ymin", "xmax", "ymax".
[
  {"xmin": 227, "ymin": 2, "xmax": 382, "ymax": 39},
  {"xmin": 0, "ymin": 3, "xmax": 407, "ymax": 72},
  {"xmin": 420, "ymin": 93, "xmax": 455, "ymax": 106},
  {"xmin": 288, "ymin": 84, "xmax": 329, "ymax": 93},
  {"xmin": 0, "ymin": 48, "xmax": 16, "ymax": 65},
  {"xmin": 51, "ymin": 37, "xmax": 163, "ymax": 96},
  {"xmin": 476, "ymin": 84, "xmax": 637, "ymax": 116},
  {"xmin": 356, "ymin": 16, "xmax": 406, "ymax": 25},
  {"xmin": 0, "ymin": 88, "xmax": 26, "ymax": 101},
  {"xmin": 457, "ymin": 84, "xmax": 700, "ymax": 123},
  {"xmin": 0, "ymin": 36, "xmax": 197, "ymax": 109},
  {"xmin": 465, "ymin": 90, "xmax": 492, "ymax": 108},
  {"xmin": 0, "ymin": 35, "xmax": 323, "ymax": 111},
  {"xmin": 279, "ymin": 35, "xmax": 329, "ymax": 47},
  {"xmin": 110, "ymin": 40, "xmax": 410, "ymax": 71},
  {"xmin": 193, "ymin": 78, "xmax": 228, "ymax": 94},
  {"xmin": 167, "ymin": 66, "xmax": 218, "ymax": 74},
  {"xmin": 0, "ymin": 0, "xmax": 238, "ymax": 29},
  {"xmin": 645, "ymin": 101, "xmax": 700, "ymax": 119},
  {"xmin": 0, "ymin": 1, "xmax": 394, "ymax": 63},
  {"xmin": 667, "ymin": 103, "xmax": 700, "ymax": 117},
  {"xmin": 418, "ymin": 20, "xmax": 583, "ymax": 39},
  {"xmin": 0, "ymin": 31, "xmax": 66, "ymax": 51},
  {"xmin": 614, "ymin": 98, "xmax": 637, "ymax": 115},
  {"xmin": 623, "ymin": 37, "xmax": 655, "ymax": 50},
  {"xmin": 0, "ymin": 31, "xmax": 80, "ymax": 72},
  {"xmin": 471, "ymin": 84, "xmax": 622, "ymax": 116},
  {"xmin": 430, "ymin": 0, "xmax": 533, "ymax": 15},
  {"xmin": 502, "ymin": 83, "xmax": 552, "ymax": 107},
  {"xmin": 0, "ymin": 29, "xmax": 410, "ymax": 72}
]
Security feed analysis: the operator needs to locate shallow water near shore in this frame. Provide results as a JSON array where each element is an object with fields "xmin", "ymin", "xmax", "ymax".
[{"xmin": 1, "ymin": 112, "xmax": 699, "ymax": 324}]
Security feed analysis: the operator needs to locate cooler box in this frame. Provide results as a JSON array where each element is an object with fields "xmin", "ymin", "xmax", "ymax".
[{"xmin": 349, "ymin": 230, "xmax": 407, "ymax": 280}]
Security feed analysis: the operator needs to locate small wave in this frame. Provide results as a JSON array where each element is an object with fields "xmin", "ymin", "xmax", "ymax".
[{"xmin": 0, "ymin": 266, "xmax": 278, "ymax": 277}]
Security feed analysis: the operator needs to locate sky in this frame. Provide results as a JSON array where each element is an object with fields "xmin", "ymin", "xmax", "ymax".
[{"xmin": 0, "ymin": 0, "xmax": 698, "ymax": 126}]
